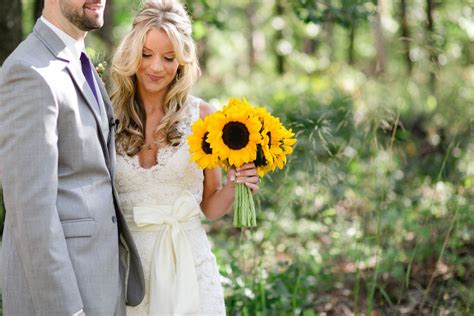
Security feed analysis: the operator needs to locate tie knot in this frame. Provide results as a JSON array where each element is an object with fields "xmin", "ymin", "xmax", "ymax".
[{"xmin": 80, "ymin": 52, "xmax": 89, "ymax": 63}]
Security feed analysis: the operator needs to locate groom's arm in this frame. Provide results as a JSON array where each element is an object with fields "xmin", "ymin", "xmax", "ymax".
[{"xmin": 0, "ymin": 62, "xmax": 83, "ymax": 314}]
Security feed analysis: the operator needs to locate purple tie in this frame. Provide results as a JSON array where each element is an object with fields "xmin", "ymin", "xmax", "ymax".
[{"xmin": 80, "ymin": 52, "xmax": 99, "ymax": 104}]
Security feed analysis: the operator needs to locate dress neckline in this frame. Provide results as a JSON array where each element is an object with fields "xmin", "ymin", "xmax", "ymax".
[
  {"xmin": 118, "ymin": 95, "xmax": 200, "ymax": 171},
  {"xmin": 126, "ymin": 142, "xmax": 186, "ymax": 171},
  {"xmin": 137, "ymin": 143, "xmax": 181, "ymax": 170}
]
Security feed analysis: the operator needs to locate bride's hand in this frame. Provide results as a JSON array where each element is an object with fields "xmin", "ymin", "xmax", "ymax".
[{"xmin": 227, "ymin": 162, "xmax": 260, "ymax": 193}]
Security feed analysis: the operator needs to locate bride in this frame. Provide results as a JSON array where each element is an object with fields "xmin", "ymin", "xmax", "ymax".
[{"xmin": 110, "ymin": 0, "xmax": 259, "ymax": 314}]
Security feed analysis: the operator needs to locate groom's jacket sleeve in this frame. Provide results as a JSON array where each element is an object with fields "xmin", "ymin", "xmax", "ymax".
[{"xmin": 0, "ymin": 62, "xmax": 84, "ymax": 314}]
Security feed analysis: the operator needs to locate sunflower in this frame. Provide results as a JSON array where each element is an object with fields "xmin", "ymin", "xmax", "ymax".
[
  {"xmin": 188, "ymin": 96, "xmax": 297, "ymax": 228},
  {"xmin": 272, "ymin": 125, "xmax": 297, "ymax": 170},
  {"xmin": 207, "ymin": 99, "xmax": 262, "ymax": 167},
  {"xmin": 254, "ymin": 143, "xmax": 274, "ymax": 177},
  {"xmin": 222, "ymin": 97, "xmax": 242, "ymax": 110},
  {"xmin": 252, "ymin": 107, "xmax": 277, "ymax": 175},
  {"xmin": 281, "ymin": 127, "xmax": 297, "ymax": 155},
  {"xmin": 252, "ymin": 107, "xmax": 296, "ymax": 175},
  {"xmin": 187, "ymin": 116, "xmax": 219, "ymax": 169}
]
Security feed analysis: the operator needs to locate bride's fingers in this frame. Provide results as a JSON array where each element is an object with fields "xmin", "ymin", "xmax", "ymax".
[
  {"xmin": 234, "ymin": 164, "xmax": 260, "ymax": 192},
  {"xmin": 236, "ymin": 170, "xmax": 257, "ymax": 178},
  {"xmin": 236, "ymin": 175, "xmax": 259, "ymax": 185},
  {"xmin": 247, "ymin": 175, "xmax": 259, "ymax": 184},
  {"xmin": 228, "ymin": 168, "xmax": 237, "ymax": 182},
  {"xmin": 245, "ymin": 182, "xmax": 259, "ymax": 193},
  {"xmin": 236, "ymin": 162, "xmax": 256, "ymax": 171},
  {"xmin": 236, "ymin": 166, "xmax": 258, "ymax": 177}
]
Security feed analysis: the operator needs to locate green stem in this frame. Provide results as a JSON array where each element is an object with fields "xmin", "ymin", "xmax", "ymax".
[{"xmin": 233, "ymin": 183, "xmax": 257, "ymax": 228}]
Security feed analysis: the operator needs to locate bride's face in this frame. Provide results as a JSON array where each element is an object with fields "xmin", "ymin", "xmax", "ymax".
[{"xmin": 136, "ymin": 28, "xmax": 179, "ymax": 97}]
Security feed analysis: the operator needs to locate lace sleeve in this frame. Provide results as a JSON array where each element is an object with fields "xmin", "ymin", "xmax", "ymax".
[{"xmin": 180, "ymin": 95, "xmax": 202, "ymax": 137}]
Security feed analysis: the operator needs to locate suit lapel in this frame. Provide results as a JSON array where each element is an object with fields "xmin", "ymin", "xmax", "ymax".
[
  {"xmin": 33, "ymin": 19, "xmax": 112, "ymax": 173},
  {"xmin": 93, "ymin": 70, "xmax": 116, "ymax": 177},
  {"xmin": 67, "ymin": 61, "xmax": 103, "ymax": 123},
  {"xmin": 65, "ymin": 58, "xmax": 113, "ymax": 174}
]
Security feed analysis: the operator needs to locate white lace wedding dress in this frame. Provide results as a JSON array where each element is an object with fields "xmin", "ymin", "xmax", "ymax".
[{"xmin": 115, "ymin": 96, "xmax": 226, "ymax": 315}]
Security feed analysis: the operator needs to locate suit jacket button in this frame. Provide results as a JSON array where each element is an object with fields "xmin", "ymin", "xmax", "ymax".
[{"xmin": 112, "ymin": 216, "xmax": 116, "ymax": 223}]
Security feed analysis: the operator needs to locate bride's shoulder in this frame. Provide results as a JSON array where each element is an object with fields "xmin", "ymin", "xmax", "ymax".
[
  {"xmin": 196, "ymin": 100, "xmax": 216, "ymax": 121},
  {"xmin": 186, "ymin": 95, "xmax": 216, "ymax": 121}
]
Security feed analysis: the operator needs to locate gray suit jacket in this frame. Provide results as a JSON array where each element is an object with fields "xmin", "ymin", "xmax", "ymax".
[{"xmin": 0, "ymin": 19, "xmax": 145, "ymax": 315}]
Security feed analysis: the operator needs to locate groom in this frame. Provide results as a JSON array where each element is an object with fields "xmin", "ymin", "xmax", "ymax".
[{"xmin": 0, "ymin": 0, "xmax": 144, "ymax": 315}]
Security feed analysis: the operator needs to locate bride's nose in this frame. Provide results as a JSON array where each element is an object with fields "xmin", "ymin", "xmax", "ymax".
[{"xmin": 150, "ymin": 58, "xmax": 165, "ymax": 72}]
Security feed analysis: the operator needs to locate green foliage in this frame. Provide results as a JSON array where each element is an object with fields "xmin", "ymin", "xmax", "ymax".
[
  {"xmin": 197, "ymin": 60, "xmax": 473, "ymax": 313},
  {"xmin": 183, "ymin": 0, "xmax": 225, "ymax": 39},
  {"xmin": 188, "ymin": 2, "xmax": 474, "ymax": 311},
  {"xmin": 292, "ymin": 0, "xmax": 377, "ymax": 27}
]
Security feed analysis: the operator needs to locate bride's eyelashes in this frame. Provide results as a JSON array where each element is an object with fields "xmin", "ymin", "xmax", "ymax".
[{"xmin": 141, "ymin": 51, "xmax": 175, "ymax": 62}]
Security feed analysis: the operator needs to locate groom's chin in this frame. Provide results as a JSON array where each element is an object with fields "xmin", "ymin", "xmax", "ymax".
[{"xmin": 80, "ymin": 12, "xmax": 105, "ymax": 31}]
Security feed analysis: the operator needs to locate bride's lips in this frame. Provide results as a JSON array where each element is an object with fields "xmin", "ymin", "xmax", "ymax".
[{"xmin": 147, "ymin": 74, "xmax": 164, "ymax": 81}]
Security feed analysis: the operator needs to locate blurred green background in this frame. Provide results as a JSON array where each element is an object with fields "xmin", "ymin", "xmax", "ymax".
[{"xmin": 1, "ymin": 0, "xmax": 473, "ymax": 315}]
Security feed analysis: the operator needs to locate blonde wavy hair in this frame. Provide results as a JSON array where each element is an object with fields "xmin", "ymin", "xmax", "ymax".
[{"xmin": 110, "ymin": 0, "xmax": 200, "ymax": 156}]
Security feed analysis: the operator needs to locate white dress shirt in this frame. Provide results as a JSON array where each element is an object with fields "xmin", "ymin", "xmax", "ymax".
[{"xmin": 40, "ymin": 16, "xmax": 86, "ymax": 62}]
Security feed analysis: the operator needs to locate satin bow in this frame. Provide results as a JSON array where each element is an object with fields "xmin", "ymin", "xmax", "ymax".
[{"xmin": 133, "ymin": 190, "xmax": 202, "ymax": 315}]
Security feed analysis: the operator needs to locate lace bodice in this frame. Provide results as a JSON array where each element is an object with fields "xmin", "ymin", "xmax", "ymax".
[{"xmin": 115, "ymin": 95, "xmax": 204, "ymax": 216}]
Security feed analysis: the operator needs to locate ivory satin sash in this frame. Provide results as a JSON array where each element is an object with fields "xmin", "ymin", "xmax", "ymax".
[{"xmin": 131, "ymin": 190, "xmax": 202, "ymax": 315}]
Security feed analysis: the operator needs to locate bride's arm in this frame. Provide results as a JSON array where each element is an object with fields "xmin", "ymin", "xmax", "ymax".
[
  {"xmin": 198, "ymin": 101, "xmax": 259, "ymax": 220},
  {"xmin": 200, "ymin": 163, "xmax": 258, "ymax": 220}
]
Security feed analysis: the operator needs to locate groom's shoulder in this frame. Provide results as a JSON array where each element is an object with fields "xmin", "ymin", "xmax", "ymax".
[
  {"xmin": 0, "ymin": 34, "xmax": 66, "ymax": 90},
  {"xmin": 1, "ymin": 32, "xmax": 53, "ymax": 74}
]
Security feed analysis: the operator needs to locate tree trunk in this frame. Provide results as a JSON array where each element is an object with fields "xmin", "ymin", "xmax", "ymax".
[
  {"xmin": 95, "ymin": 0, "xmax": 115, "ymax": 55},
  {"xmin": 0, "ymin": 0, "xmax": 22, "ymax": 65},
  {"xmin": 34, "ymin": 0, "xmax": 44, "ymax": 21},
  {"xmin": 245, "ymin": 2, "xmax": 258, "ymax": 68},
  {"xmin": 274, "ymin": 0, "xmax": 285, "ymax": 74},
  {"xmin": 467, "ymin": 41, "xmax": 474, "ymax": 64},
  {"xmin": 303, "ymin": 38, "xmax": 317, "ymax": 55},
  {"xmin": 426, "ymin": 0, "xmax": 437, "ymax": 92},
  {"xmin": 348, "ymin": 23, "xmax": 356, "ymax": 66},
  {"xmin": 324, "ymin": 18, "xmax": 335, "ymax": 62},
  {"xmin": 197, "ymin": 35, "xmax": 209, "ymax": 74},
  {"xmin": 373, "ymin": 0, "xmax": 385, "ymax": 75},
  {"xmin": 400, "ymin": 0, "xmax": 412, "ymax": 73}
]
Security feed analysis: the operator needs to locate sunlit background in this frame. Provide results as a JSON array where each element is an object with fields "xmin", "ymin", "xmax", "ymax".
[{"xmin": 1, "ymin": 0, "xmax": 473, "ymax": 314}]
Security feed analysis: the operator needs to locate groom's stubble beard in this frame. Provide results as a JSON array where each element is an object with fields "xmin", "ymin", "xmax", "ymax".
[{"xmin": 60, "ymin": 0, "xmax": 105, "ymax": 32}]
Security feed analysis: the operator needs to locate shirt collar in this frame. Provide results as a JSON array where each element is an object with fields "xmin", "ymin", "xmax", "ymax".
[{"xmin": 40, "ymin": 16, "xmax": 86, "ymax": 62}]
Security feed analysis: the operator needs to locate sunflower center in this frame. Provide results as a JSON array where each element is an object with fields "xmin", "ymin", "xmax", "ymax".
[
  {"xmin": 201, "ymin": 132, "xmax": 212, "ymax": 154},
  {"xmin": 222, "ymin": 121, "xmax": 250, "ymax": 150}
]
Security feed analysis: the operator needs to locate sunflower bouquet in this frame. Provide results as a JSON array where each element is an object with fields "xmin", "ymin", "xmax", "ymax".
[{"xmin": 188, "ymin": 97, "xmax": 296, "ymax": 227}]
